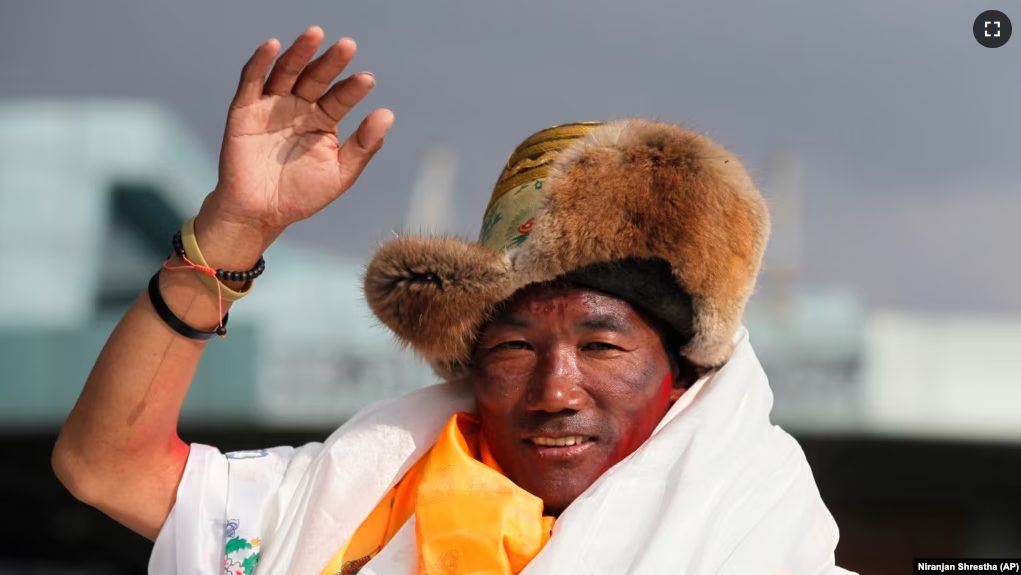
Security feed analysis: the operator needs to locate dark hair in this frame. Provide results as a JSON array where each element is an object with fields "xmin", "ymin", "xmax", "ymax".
[{"xmin": 661, "ymin": 326, "xmax": 699, "ymax": 389}]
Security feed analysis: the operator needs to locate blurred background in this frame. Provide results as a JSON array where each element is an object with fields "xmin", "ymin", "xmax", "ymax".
[{"xmin": 1, "ymin": 1, "xmax": 1019, "ymax": 573}]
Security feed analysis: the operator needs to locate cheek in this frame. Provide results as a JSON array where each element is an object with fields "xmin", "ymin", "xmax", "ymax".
[
  {"xmin": 472, "ymin": 360, "xmax": 531, "ymax": 411},
  {"xmin": 622, "ymin": 372, "xmax": 673, "ymax": 422},
  {"xmin": 651, "ymin": 372, "xmax": 676, "ymax": 413},
  {"xmin": 600, "ymin": 368, "xmax": 674, "ymax": 458},
  {"xmin": 595, "ymin": 354, "xmax": 669, "ymax": 404}
]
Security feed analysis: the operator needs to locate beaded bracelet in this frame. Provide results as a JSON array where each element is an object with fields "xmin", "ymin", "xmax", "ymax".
[
  {"xmin": 172, "ymin": 218, "xmax": 263, "ymax": 302},
  {"xmin": 172, "ymin": 232, "xmax": 265, "ymax": 283},
  {"xmin": 155, "ymin": 217, "xmax": 266, "ymax": 339}
]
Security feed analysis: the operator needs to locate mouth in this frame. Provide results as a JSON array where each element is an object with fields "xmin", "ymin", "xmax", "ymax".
[
  {"xmin": 527, "ymin": 435, "xmax": 592, "ymax": 447},
  {"xmin": 523, "ymin": 435, "xmax": 596, "ymax": 459}
]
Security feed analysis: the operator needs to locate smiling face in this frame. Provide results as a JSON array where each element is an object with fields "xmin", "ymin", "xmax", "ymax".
[{"xmin": 469, "ymin": 283, "xmax": 686, "ymax": 516}]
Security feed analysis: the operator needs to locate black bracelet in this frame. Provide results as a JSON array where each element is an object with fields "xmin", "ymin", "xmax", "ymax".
[
  {"xmin": 172, "ymin": 231, "xmax": 266, "ymax": 283},
  {"xmin": 147, "ymin": 270, "xmax": 229, "ymax": 340}
]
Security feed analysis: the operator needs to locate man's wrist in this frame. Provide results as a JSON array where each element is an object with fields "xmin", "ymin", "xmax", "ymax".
[{"xmin": 192, "ymin": 206, "xmax": 280, "ymax": 273}]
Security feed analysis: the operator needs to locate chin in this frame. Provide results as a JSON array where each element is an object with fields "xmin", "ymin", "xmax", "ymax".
[{"xmin": 531, "ymin": 482, "xmax": 590, "ymax": 517}]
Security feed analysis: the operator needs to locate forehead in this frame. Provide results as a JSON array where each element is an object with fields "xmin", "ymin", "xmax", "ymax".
[{"xmin": 492, "ymin": 284, "xmax": 643, "ymax": 326}]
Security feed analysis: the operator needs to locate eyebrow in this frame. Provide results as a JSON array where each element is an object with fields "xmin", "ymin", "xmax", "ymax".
[
  {"xmin": 576, "ymin": 315, "xmax": 634, "ymax": 334},
  {"xmin": 490, "ymin": 315, "xmax": 530, "ymax": 328},
  {"xmin": 487, "ymin": 314, "xmax": 633, "ymax": 333}
]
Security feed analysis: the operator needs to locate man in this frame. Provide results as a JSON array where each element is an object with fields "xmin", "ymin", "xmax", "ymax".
[{"xmin": 52, "ymin": 26, "xmax": 853, "ymax": 574}]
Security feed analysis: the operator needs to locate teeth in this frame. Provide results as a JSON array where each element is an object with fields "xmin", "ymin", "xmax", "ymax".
[{"xmin": 530, "ymin": 436, "xmax": 589, "ymax": 447}]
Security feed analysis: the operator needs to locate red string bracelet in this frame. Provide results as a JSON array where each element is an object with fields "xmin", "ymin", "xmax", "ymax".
[
  {"xmin": 162, "ymin": 255, "xmax": 229, "ymax": 338},
  {"xmin": 162, "ymin": 221, "xmax": 268, "ymax": 338}
]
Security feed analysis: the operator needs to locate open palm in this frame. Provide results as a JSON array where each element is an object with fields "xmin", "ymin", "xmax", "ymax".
[{"xmin": 211, "ymin": 27, "xmax": 393, "ymax": 234}]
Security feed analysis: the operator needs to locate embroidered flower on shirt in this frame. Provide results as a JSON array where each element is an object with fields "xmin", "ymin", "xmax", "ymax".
[
  {"xmin": 225, "ymin": 558, "xmax": 244, "ymax": 575},
  {"xmin": 240, "ymin": 553, "xmax": 261, "ymax": 575},
  {"xmin": 223, "ymin": 520, "xmax": 262, "ymax": 575},
  {"xmin": 223, "ymin": 543, "xmax": 260, "ymax": 575}
]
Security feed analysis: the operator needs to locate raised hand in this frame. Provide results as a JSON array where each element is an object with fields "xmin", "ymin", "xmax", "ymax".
[{"xmin": 199, "ymin": 26, "xmax": 393, "ymax": 246}]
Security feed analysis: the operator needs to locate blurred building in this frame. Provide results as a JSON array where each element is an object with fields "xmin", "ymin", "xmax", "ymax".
[
  {"xmin": 1, "ymin": 101, "xmax": 1019, "ymax": 573},
  {"xmin": 750, "ymin": 150, "xmax": 1021, "ymax": 445}
]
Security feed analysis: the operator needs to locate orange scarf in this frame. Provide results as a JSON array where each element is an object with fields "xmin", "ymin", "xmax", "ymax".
[{"xmin": 319, "ymin": 413, "xmax": 555, "ymax": 575}]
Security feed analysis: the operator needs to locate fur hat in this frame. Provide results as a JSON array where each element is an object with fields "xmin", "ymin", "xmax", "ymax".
[{"xmin": 364, "ymin": 119, "xmax": 770, "ymax": 380}]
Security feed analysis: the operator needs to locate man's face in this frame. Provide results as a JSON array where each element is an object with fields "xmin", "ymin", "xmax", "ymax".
[{"xmin": 470, "ymin": 284, "xmax": 684, "ymax": 516}]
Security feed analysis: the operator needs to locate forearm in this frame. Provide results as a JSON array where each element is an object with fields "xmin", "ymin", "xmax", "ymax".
[{"xmin": 52, "ymin": 211, "xmax": 276, "ymax": 538}]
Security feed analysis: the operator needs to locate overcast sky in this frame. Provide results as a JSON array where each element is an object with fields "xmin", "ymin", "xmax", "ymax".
[{"xmin": 2, "ymin": 0, "xmax": 1019, "ymax": 313}]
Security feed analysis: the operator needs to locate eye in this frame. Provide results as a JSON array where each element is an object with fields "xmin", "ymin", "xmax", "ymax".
[
  {"xmin": 583, "ymin": 342, "xmax": 621, "ymax": 351},
  {"xmin": 495, "ymin": 340, "xmax": 532, "ymax": 351}
]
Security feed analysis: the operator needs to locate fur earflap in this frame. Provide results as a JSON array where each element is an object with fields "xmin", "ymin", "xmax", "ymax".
[{"xmin": 363, "ymin": 236, "xmax": 513, "ymax": 361}]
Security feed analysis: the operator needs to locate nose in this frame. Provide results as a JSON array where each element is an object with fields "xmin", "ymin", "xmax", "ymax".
[{"xmin": 525, "ymin": 346, "xmax": 588, "ymax": 413}]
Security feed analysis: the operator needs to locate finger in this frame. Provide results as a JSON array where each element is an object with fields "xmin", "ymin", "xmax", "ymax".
[
  {"xmin": 292, "ymin": 37, "xmax": 357, "ymax": 102},
  {"xmin": 337, "ymin": 109, "xmax": 394, "ymax": 189},
  {"xmin": 232, "ymin": 39, "xmax": 281, "ymax": 107},
  {"xmin": 263, "ymin": 26, "xmax": 325, "ymax": 96},
  {"xmin": 317, "ymin": 72, "xmax": 375, "ymax": 123}
]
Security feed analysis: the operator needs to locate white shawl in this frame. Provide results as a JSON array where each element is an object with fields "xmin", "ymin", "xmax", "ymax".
[{"xmin": 150, "ymin": 327, "xmax": 855, "ymax": 574}]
